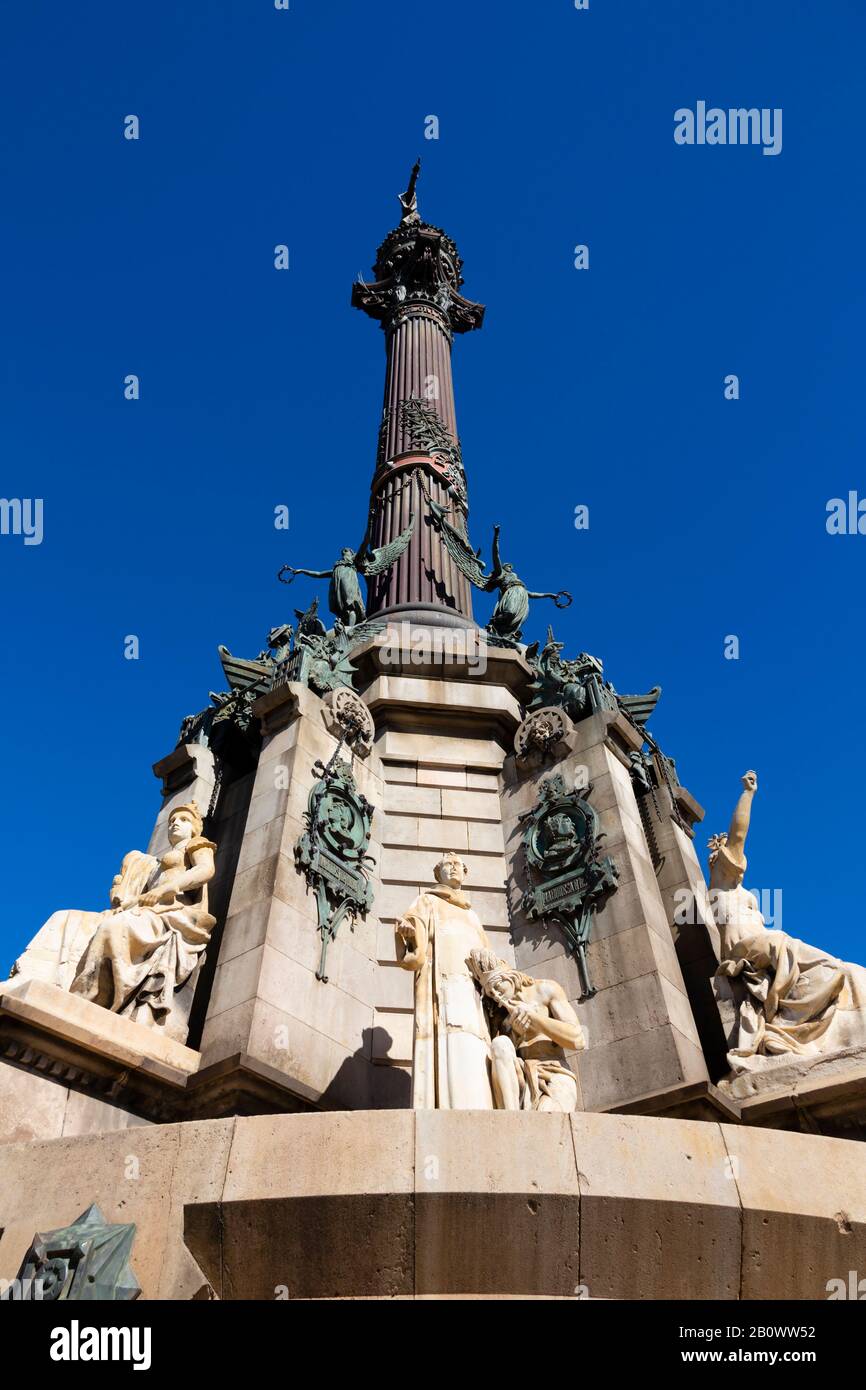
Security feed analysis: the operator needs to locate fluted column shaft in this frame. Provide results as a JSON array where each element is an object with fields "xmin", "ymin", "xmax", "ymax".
[{"xmin": 367, "ymin": 305, "xmax": 473, "ymax": 618}]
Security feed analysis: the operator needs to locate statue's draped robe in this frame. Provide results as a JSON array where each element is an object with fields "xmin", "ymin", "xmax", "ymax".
[
  {"xmin": 489, "ymin": 574, "xmax": 529, "ymax": 637},
  {"xmin": 715, "ymin": 885, "xmax": 866, "ymax": 1065},
  {"xmin": 399, "ymin": 887, "xmax": 494, "ymax": 1109},
  {"xmin": 69, "ymin": 837, "xmax": 216, "ymax": 1028},
  {"xmin": 330, "ymin": 560, "xmax": 364, "ymax": 624},
  {"xmin": 514, "ymin": 1041, "xmax": 578, "ymax": 1112},
  {"xmin": 11, "ymin": 852, "xmax": 159, "ymax": 991}
]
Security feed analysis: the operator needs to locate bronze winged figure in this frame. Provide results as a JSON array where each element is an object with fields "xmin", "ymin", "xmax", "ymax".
[
  {"xmin": 278, "ymin": 513, "xmax": 416, "ymax": 628},
  {"xmin": 429, "ymin": 503, "xmax": 571, "ymax": 644}
]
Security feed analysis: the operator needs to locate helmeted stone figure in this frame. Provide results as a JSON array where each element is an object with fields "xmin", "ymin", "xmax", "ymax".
[
  {"xmin": 396, "ymin": 852, "xmax": 495, "ymax": 1109},
  {"xmin": 712, "ymin": 771, "xmax": 866, "ymax": 1069}
]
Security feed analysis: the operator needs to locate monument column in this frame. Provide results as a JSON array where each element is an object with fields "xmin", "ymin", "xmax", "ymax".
[{"xmin": 352, "ymin": 163, "xmax": 484, "ymax": 626}]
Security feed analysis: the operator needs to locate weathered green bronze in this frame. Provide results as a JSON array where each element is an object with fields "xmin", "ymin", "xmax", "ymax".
[
  {"xmin": 525, "ymin": 629, "xmax": 604, "ymax": 722},
  {"xmin": 1, "ymin": 1204, "xmax": 140, "ymax": 1301},
  {"xmin": 277, "ymin": 515, "xmax": 416, "ymax": 628},
  {"xmin": 179, "ymin": 623, "xmax": 297, "ymax": 746},
  {"xmin": 186, "ymin": 605, "xmax": 386, "ymax": 748},
  {"xmin": 295, "ymin": 754, "xmax": 376, "ymax": 982},
  {"xmin": 525, "ymin": 626, "xmax": 662, "ymax": 731},
  {"xmin": 629, "ymin": 731, "xmax": 687, "ymax": 833},
  {"xmin": 400, "ymin": 397, "xmax": 468, "ymax": 508},
  {"xmin": 277, "ymin": 604, "xmax": 385, "ymax": 697},
  {"xmin": 520, "ymin": 773, "xmax": 619, "ymax": 999},
  {"xmin": 428, "ymin": 509, "xmax": 571, "ymax": 644}
]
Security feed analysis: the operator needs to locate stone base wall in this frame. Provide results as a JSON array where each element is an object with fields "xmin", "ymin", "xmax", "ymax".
[
  {"xmin": 2, "ymin": 1109, "xmax": 865, "ymax": 1300},
  {"xmin": 0, "ymin": 1054, "xmax": 151, "ymax": 1146}
]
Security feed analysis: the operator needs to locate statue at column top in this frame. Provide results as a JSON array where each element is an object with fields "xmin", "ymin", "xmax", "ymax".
[
  {"xmin": 710, "ymin": 771, "xmax": 866, "ymax": 1070},
  {"xmin": 398, "ymin": 159, "xmax": 422, "ymax": 225},
  {"xmin": 352, "ymin": 167, "xmax": 485, "ymax": 334}
]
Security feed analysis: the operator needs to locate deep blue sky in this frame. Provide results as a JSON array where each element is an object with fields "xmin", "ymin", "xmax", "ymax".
[{"xmin": 2, "ymin": 0, "xmax": 864, "ymax": 968}]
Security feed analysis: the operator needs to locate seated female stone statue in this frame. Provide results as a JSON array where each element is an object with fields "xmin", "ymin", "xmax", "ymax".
[
  {"xmin": 65, "ymin": 801, "xmax": 217, "ymax": 1035},
  {"xmin": 8, "ymin": 801, "xmax": 217, "ymax": 1041},
  {"xmin": 711, "ymin": 772, "xmax": 866, "ymax": 1071}
]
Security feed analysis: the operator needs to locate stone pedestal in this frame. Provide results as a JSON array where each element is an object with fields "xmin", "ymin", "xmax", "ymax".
[
  {"xmin": 194, "ymin": 647, "xmax": 530, "ymax": 1114},
  {"xmin": 0, "ymin": 978, "xmax": 196, "ymax": 1140},
  {"xmin": 196, "ymin": 682, "xmax": 385, "ymax": 1112},
  {"xmin": 191, "ymin": 646, "xmax": 719, "ymax": 1118},
  {"xmin": 11, "ymin": 639, "xmax": 864, "ymax": 1139},
  {"xmin": 502, "ymin": 708, "xmax": 711, "ymax": 1112}
]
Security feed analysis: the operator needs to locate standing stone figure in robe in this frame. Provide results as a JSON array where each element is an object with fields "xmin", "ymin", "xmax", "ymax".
[
  {"xmin": 396, "ymin": 852, "xmax": 495, "ymax": 1109},
  {"xmin": 468, "ymin": 949, "xmax": 583, "ymax": 1112},
  {"xmin": 711, "ymin": 771, "xmax": 866, "ymax": 1069}
]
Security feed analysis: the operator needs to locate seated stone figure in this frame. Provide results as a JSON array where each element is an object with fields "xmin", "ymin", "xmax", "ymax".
[
  {"xmin": 468, "ymin": 949, "xmax": 583, "ymax": 1112},
  {"xmin": 9, "ymin": 802, "xmax": 216, "ymax": 1038},
  {"xmin": 711, "ymin": 772, "xmax": 866, "ymax": 1071}
]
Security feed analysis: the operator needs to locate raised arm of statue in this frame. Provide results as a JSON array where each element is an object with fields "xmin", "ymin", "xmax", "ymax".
[
  {"xmin": 480, "ymin": 527, "xmax": 504, "ymax": 592},
  {"xmin": 491, "ymin": 524, "xmax": 502, "ymax": 575},
  {"xmin": 709, "ymin": 770, "xmax": 758, "ymax": 892},
  {"xmin": 404, "ymin": 159, "xmax": 420, "ymax": 203},
  {"xmin": 726, "ymin": 770, "xmax": 757, "ymax": 860}
]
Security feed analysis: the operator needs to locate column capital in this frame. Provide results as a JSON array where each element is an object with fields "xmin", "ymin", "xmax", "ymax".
[{"xmin": 352, "ymin": 221, "xmax": 484, "ymax": 336}]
